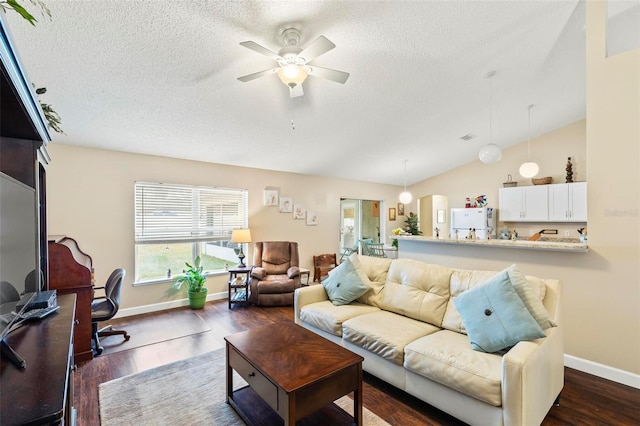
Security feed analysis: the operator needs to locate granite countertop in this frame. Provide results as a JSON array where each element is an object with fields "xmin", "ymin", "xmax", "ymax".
[{"xmin": 395, "ymin": 235, "xmax": 588, "ymax": 252}]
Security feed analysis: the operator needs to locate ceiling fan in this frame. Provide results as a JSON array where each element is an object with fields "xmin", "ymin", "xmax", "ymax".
[{"xmin": 237, "ymin": 28, "xmax": 350, "ymax": 98}]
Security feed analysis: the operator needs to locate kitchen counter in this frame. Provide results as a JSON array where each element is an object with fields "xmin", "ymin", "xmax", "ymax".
[{"xmin": 395, "ymin": 235, "xmax": 588, "ymax": 253}]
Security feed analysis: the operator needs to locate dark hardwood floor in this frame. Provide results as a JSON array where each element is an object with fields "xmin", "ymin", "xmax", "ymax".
[{"xmin": 76, "ymin": 300, "xmax": 640, "ymax": 425}]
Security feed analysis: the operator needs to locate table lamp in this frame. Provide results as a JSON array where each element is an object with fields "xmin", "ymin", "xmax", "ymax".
[{"xmin": 231, "ymin": 229, "xmax": 252, "ymax": 267}]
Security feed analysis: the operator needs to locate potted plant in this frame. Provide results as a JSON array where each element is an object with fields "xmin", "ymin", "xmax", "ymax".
[
  {"xmin": 404, "ymin": 212, "xmax": 422, "ymax": 236},
  {"xmin": 173, "ymin": 256, "xmax": 208, "ymax": 309}
]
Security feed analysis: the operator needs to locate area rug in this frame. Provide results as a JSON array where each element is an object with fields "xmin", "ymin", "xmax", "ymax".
[
  {"xmin": 99, "ymin": 349, "xmax": 389, "ymax": 425},
  {"xmin": 99, "ymin": 309, "xmax": 211, "ymax": 355}
]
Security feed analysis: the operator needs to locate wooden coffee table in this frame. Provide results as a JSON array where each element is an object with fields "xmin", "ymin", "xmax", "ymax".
[{"xmin": 225, "ymin": 321, "xmax": 364, "ymax": 425}]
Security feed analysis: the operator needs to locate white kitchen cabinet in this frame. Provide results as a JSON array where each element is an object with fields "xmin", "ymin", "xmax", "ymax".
[
  {"xmin": 549, "ymin": 182, "xmax": 588, "ymax": 222},
  {"xmin": 499, "ymin": 186, "xmax": 549, "ymax": 222}
]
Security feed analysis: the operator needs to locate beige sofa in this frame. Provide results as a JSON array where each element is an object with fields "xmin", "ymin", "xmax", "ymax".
[{"xmin": 294, "ymin": 254, "xmax": 564, "ymax": 426}]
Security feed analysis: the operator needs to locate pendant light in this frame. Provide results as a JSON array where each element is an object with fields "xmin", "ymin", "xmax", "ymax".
[
  {"xmin": 478, "ymin": 71, "xmax": 502, "ymax": 164},
  {"xmin": 519, "ymin": 104, "xmax": 540, "ymax": 178},
  {"xmin": 399, "ymin": 160, "xmax": 412, "ymax": 204}
]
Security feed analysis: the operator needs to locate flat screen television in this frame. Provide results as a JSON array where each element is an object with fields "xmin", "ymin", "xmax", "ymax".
[{"xmin": 0, "ymin": 171, "xmax": 39, "ymax": 368}]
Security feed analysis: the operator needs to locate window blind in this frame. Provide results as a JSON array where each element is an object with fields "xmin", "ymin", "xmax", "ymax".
[{"xmin": 134, "ymin": 182, "xmax": 248, "ymax": 244}]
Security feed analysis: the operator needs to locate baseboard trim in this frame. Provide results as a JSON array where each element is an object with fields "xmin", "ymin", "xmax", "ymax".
[
  {"xmin": 114, "ymin": 291, "xmax": 228, "ymax": 318},
  {"xmin": 115, "ymin": 299, "xmax": 639, "ymax": 390},
  {"xmin": 564, "ymin": 354, "xmax": 640, "ymax": 389}
]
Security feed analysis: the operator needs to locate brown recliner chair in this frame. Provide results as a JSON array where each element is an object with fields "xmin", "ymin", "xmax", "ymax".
[{"xmin": 249, "ymin": 241, "xmax": 301, "ymax": 306}]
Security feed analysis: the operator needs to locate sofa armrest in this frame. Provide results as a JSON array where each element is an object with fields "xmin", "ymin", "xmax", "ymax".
[
  {"xmin": 294, "ymin": 285, "xmax": 329, "ymax": 324},
  {"xmin": 502, "ymin": 325, "xmax": 564, "ymax": 426}
]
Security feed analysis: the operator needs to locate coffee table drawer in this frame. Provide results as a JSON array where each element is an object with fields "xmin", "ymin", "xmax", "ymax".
[{"xmin": 229, "ymin": 347, "xmax": 278, "ymax": 410}]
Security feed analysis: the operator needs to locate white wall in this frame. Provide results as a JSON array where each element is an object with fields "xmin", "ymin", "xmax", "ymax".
[{"xmin": 44, "ymin": 143, "xmax": 410, "ymax": 310}]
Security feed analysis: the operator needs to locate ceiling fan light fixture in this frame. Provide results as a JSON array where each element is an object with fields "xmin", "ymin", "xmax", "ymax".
[{"xmin": 277, "ymin": 64, "xmax": 308, "ymax": 87}]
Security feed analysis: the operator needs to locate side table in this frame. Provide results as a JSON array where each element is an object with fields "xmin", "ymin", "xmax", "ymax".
[
  {"xmin": 228, "ymin": 266, "xmax": 252, "ymax": 308},
  {"xmin": 299, "ymin": 267, "xmax": 310, "ymax": 286}
]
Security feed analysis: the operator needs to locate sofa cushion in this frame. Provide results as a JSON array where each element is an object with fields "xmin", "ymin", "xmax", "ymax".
[
  {"xmin": 342, "ymin": 311, "xmax": 440, "ymax": 365},
  {"xmin": 322, "ymin": 258, "xmax": 370, "ymax": 305},
  {"xmin": 505, "ymin": 264, "xmax": 557, "ymax": 329},
  {"xmin": 299, "ymin": 300, "xmax": 380, "ymax": 336},
  {"xmin": 404, "ymin": 330, "xmax": 503, "ymax": 406},
  {"xmin": 353, "ymin": 254, "xmax": 392, "ymax": 284},
  {"xmin": 453, "ymin": 270, "xmax": 546, "ymax": 353},
  {"xmin": 380, "ymin": 259, "xmax": 452, "ymax": 327},
  {"xmin": 441, "ymin": 269, "xmax": 497, "ymax": 333},
  {"xmin": 441, "ymin": 266, "xmax": 551, "ymax": 334}
]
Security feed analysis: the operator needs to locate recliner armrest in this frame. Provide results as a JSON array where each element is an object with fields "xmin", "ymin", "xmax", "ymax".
[
  {"xmin": 251, "ymin": 267, "xmax": 266, "ymax": 280},
  {"xmin": 287, "ymin": 266, "xmax": 300, "ymax": 278}
]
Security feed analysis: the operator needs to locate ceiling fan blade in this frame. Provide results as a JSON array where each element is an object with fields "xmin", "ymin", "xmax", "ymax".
[
  {"xmin": 298, "ymin": 36, "xmax": 336, "ymax": 62},
  {"xmin": 237, "ymin": 68, "xmax": 279, "ymax": 82},
  {"xmin": 289, "ymin": 84, "xmax": 304, "ymax": 98},
  {"xmin": 307, "ymin": 65, "xmax": 350, "ymax": 84},
  {"xmin": 239, "ymin": 41, "xmax": 282, "ymax": 61}
]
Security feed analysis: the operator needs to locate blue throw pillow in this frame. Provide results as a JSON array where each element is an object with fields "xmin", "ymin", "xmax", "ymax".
[
  {"xmin": 454, "ymin": 270, "xmax": 546, "ymax": 353},
  {"xmin": 322, "ymin": 258, "xmax": 370, "ymax": 306}
]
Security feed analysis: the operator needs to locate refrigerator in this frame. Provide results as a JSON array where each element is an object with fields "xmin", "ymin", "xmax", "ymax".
[{"xmin": 450, "ymin": 207, "xmax": 496, "ymax": 239}]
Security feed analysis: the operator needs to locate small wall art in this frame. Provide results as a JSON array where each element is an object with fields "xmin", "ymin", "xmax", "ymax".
[
  {"xmin": 263, "ymin": 188, "xmax": 278, "ymax": 206},
  {"xmin": 398, "ymin": 203, "xmax": 405, "ymax": 216},
  {"xmin": 306, "ymin": 211, "xmax": 318, "ymax": 225},
  {"xmin": 293, "ymin": 204, "xmax": 306, "ymax": 220},
  {"xmin": 372, "ymin": 201, "xmax": 380, "ymax": 217},
  {"xmin": 279, "ymin": 197, "xmax": 292, "ymax": 213},
  {"xmin": 389, "ymin": 207, "xmax": 396, "ymax": 221}
]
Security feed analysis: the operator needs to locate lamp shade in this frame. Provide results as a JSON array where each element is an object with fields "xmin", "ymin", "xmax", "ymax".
[
  {"xmin": 478, "ymin": 143, "xmax": 502, "ymax": 164},
  {"xmin": 231, "ymin": 229, "xmax": 252, "ymax": 243},
  {"xmin": 277, "ymin": 65, "xmax": 308, "ymax": 87},
  {"xmin": 519, "ymin": 161, "xmax": 539, "ymax": 178},
  {"xmin": 399, "ymin": 191, "xmax": 412, "ymax": 204}
]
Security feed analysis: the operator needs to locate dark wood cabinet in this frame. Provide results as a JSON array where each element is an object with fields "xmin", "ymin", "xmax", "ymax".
[
  {"xmin": 0, "ymin": 294, "xmax": 77, "ymax": 425},
  {"xmin": 48, "ymin": 237, "xmax": 94, "ymax": 362}
]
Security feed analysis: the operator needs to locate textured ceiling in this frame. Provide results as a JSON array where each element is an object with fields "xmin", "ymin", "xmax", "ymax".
[{"xmin": 3, "ymin": 0, "xmax": 594, "ymax": 186}]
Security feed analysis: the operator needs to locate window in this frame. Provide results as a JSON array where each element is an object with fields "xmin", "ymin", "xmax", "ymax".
[{"xmin": 134, "ymin": 182, "xmax": 248, "ymax": 283}]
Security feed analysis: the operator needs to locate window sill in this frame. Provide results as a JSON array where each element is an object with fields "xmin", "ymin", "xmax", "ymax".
[{"xmin": 133, "ymin": 270, "xmax": 227, "ymax": 287}]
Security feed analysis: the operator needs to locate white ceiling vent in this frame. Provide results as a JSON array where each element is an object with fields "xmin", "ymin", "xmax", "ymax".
[{"xmin": 460, "ymin": 134, "xmax": 476, "ymax": 141}]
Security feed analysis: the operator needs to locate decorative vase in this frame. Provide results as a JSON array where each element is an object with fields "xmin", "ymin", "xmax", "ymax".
[
  {"xmin": 566, "ymin": 157, "xmax": 573, "ymax": 183},
  {"xmin": 188, "ymin": 288, "xmax": 208, "ymax": 309}
]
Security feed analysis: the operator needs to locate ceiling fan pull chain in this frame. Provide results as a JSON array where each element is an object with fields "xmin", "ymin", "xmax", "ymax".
[{"xmin": 290, "ymin": 98, "xmax": 296, "ymax": 130}]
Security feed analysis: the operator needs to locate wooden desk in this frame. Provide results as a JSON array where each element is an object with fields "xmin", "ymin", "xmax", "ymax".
[{"xmin": 0, "ymin": 294, "xmax": 76, "ymax": 425}]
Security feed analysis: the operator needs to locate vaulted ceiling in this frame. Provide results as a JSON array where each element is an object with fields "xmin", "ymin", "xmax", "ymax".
[{"xmin": 1, "ymin": 0, "xmax": 618, "ymax": 186}]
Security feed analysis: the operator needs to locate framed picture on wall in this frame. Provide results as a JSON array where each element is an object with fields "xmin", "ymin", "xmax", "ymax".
[
  {"xmin": 437, "ymin": 209, "xmax": 446, "ymax": 223},
  {"xmin": 264, "ymin": 188, "xmax": 278, "ymax": 206},
  {"xmin": 306, "ymin": 211, "xmax": 318, "ymax": 225},
  {"xmin": 293, "ymin": 204, "xmax": 306, "ymax": 220},
  {"xmin": 398, "ymin": 203, "xmax": 405, "ymax": 216},
  {"xmin": 389, "ymin": 207, "xmax": 396, "ymax": 221},
  {"xmin": 279, "ymin": 197, "xmax": 292, "ymax": 213},
  {"xmin": 372, "ymin": 201, "xmax": 380, "ymax": 217}
]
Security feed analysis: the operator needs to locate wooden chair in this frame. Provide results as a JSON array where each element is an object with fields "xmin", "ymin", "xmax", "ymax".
[{"xmin": 313, "ymin": 253, "xmax": 337, "ymax": 282}]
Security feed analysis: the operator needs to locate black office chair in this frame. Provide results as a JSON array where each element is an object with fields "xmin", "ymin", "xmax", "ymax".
[{"xmin": 91, "ymin": 268, "xmax": 129, "ymax": 355}]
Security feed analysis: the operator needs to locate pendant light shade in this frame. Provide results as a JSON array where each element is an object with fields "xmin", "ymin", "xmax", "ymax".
[
  {"xmin": 519, "ymin": 104, "xmax": 539, "ymax": 178},
  {"xmin": 399, "ymin": 191, "xmax": 412, "ymax": 204},
  {"xmin": 519, "ymin": 162, "xmax": 540, "ymax": 178},
  {"xmin": 399, "ymin": 160, "xmax": 412, "ymax": 204},
  {"xmin": 479, "ymin": 143, "xmax": 502, "ymax": 164},
  {"xmin": 479, "ymin": 71, "xmax": 502, "ymax": 164}
]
